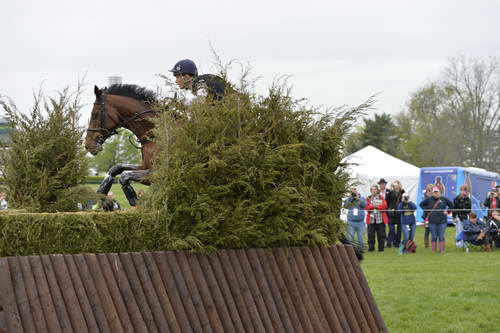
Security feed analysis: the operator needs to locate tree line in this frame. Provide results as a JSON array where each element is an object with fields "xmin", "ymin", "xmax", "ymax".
[{"xmin": 345, "ymin": 56, "xmax": 500, "ymax": 173}]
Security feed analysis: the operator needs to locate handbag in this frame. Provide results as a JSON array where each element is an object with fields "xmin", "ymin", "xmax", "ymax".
[{"xmin": 405, "ymin": 240, "xmax": 417, "ymax": 253}]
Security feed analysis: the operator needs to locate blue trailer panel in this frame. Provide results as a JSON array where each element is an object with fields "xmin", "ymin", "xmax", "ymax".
[{"xmin": 416, "ymin": 167, "xmax": 499, "ymax": 222}]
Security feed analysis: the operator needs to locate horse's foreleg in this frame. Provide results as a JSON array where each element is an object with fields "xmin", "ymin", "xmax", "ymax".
[
  {"xmin": 119, "ymin": 169, "xmax": 151, "ymax": 206},
  {"xmin": 97, "ymin": 164, "xmax": 141, "ymax": 195}
]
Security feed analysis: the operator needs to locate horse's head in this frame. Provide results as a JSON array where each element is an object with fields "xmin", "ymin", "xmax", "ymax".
[{"xmin": 85, "ymin": 85, "xmax": 119, "ymax": 155}]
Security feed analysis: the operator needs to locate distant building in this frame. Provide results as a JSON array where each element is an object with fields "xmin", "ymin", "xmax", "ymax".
[{"xmin": 108, "ymin": 76, "xmax": 123, "ymax": 86}]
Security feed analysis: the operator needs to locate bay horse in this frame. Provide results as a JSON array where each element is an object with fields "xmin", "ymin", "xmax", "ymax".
[{"xmin": 85, "ymin": 84, "xmax": 159, "ymax": 206}]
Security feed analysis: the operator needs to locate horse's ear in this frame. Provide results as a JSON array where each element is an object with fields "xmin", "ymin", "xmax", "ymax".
[{"xmin": 94, "ymin": 85, "xmax": 102, "ymax": 97}]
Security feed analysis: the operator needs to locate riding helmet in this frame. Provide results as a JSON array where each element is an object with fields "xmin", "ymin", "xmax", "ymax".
[{"xmin": 170, "ymin": 59, "xmax": 198, "ymax": 77}]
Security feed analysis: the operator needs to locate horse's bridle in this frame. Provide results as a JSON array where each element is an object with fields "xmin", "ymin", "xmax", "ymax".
[
  {"xmin": 86, "ymin": 92, "xmax": 118, "ymax": 145},
  {"xmin": 87, "ymin": 91, "xmax": 155, "ymax": 145}
]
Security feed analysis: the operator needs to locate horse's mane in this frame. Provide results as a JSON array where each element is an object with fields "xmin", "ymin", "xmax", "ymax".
[{"xmin": 105, "ymin": 84, "xmax": 157, "ymax": 103}]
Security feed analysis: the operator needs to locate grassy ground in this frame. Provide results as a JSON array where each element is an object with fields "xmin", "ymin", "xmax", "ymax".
[
  {"xmin": 86, "ymin": 183, "xmax": 149, "ymax": 208},
  {"xmin": 362, "ymin": 225, "xmax": 500, "ymax": 333}
]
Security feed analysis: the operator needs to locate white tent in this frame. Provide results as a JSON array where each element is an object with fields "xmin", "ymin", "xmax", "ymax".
[{"xmin": 341, "ymin": 145, "xmax": 420, "ymax": 200}]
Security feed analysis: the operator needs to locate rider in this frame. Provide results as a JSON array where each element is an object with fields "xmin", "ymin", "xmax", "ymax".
[{"xmin": 170, "ymin": 59, "xmax": 226, "ymax": 102}]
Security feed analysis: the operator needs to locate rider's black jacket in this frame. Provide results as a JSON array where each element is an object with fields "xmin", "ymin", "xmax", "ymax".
[{"xmin": 192, "ymin": 74, "xmax": 226, "ymax": 100}]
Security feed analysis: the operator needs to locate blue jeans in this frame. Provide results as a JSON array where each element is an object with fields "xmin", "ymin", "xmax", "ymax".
[
  {"xmin": 429, "ymin": 223, "xmax": 447, "ymax": 242},
  {"xmin": 347, "ymin": 221, "xmax": 365, "ymax": 249},
  {"xmin": 401, "ymin": 223, "xmax": 416, "ymax": 246},
  {"xmin": 455, "ymin": 219, "xmax": 464, "ymax": 247},
  {"xmin": 387, "ymin": 222, "xmax": 402, "ymax": 246}
]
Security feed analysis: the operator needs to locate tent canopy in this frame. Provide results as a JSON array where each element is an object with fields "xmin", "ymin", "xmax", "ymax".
[{"xmin": 341, "ymin": 145, "xmax": 420, "ymax": 200}]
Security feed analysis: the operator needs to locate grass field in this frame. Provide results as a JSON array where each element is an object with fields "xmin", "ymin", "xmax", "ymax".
[{"xmin": 362, "ymin": 226, "xmax": 500, "ymax": 333}]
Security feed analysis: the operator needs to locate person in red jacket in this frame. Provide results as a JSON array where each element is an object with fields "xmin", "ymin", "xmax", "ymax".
[{"xmin": 366, "ymin": 185, "xmax": 389, "ymax": 252}]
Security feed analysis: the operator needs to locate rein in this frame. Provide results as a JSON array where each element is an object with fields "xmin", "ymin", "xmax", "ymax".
[{"xmin": 87, "ymin": 92, "xmax": 155, "ymax": 145}]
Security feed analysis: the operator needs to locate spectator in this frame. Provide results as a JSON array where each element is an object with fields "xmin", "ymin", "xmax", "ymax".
[
  {"xmin": 387, "ymin": 180, "xmax": 405, "ymax": 248},
  {"xmin": 463, "ymin": 212, "xmax": 492, "ymax": 251},
  {"xmin": 0, "ymin": 192, "xmax": 8, "ymax": 210},
  {"xmin": 422, "ymin": 183, "xmax": 434, "ymax": 248},
  {"xmin": 488, "ymin": 209, "xmax": 500, "ymax": 248},
  {"xmin": 398, "ymin": 193, "xmax": 417, "ymax": 254},
  {"xmin": 343, "ymin": 188, "xmax": 366, "ymax": 250},
  {"xmin": 366, "ymin": 185, "xmax": 388, "ymax": 252},
  {"xmin": 378, "ymin": 178, "xmax": 390, "ymax": 201},
  {"xmin": 483, "ymin": 188, "xmax": 500, "ymax": 219},
  {"xmin": 102, "ymin": 192, "xmax": 121, "ymax": 211},
  {"xmin": 453, "ymin": 185, "xmax": 471, "ymax": 248},
  {"xmin": 419, "ymin": 187, "xmax": 454, "ymax": 253}
]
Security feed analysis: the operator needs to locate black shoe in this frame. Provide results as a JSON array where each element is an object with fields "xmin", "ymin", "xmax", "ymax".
[
  {"xmin": 378, "ymin": 249, "xmax": 384, "ymax": 252},
  {"xmin": 368, "ymin": 248, "xmax": 375, "ymax": 252}
]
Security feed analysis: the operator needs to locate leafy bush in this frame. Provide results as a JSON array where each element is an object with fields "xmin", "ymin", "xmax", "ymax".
[
  {"xmin": 0, "ymin": 211, "xmax": 158, "ymax": 256},
  {"xmin": 0, "ymin": 86, "xmax": 98, "ymax": 212},
  {"xmin": 142, "ymin": 80, "xmax": 371, "ymax": 251}
]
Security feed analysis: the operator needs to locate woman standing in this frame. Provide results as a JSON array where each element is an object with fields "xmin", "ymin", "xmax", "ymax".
[
  {"xmin": 419, "ymin": 187, "xmax": 454, "ymax": 253},
  {"xmin": 422, "ymin": 183, "xmax": 434, "ymax": 248},
  {"xmin": 365, "ymin": 185, "xmax": 389, "ymax": 252}
]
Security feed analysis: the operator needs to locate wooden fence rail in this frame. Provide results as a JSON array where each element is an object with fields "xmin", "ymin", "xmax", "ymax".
[{"xmin": 0, "ymin": 245, "xmax": 386, "ymax": 332}]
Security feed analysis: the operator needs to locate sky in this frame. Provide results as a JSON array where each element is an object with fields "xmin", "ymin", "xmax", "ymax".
[{"xmin": 1, "ymin": 0, "xmax": 500, "ymax": 122}]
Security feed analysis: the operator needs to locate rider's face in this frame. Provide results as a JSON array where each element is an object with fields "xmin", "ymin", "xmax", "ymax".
[{"xmin": 175, "ymin": 74, "xmax": 193, "ymax": 90}]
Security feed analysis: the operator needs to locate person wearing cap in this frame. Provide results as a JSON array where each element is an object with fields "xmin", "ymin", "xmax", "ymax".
[
  {"xmin": 170, "ymin": 59, "xmax": 226, "ymax": 102},
  {"xmin": 375, "ymin": 179, "xmax": 390, "ymax": 248},
  {"xmin": 419, "ymin": 187, "xmax": 454, "ymax": 253},
  {"xmin": 452, "ymin": 185, "xmax": 471, "ymax": 248},
  {"xmin": 377, "ymin": 178, "xmax": 390, "ymax": 201},
  {"xmin": 422, "ymin": 183, "xmax": 434, "ymax": 248},
  {"xmin": 397, "ymin": 193, "xmax": 417, "ymax": 254}
]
